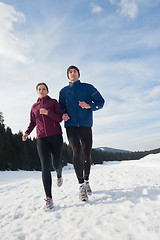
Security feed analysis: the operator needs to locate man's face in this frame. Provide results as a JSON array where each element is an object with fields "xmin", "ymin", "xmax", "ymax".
[{"xmin": 68, "ymin": 68, "xmax": 79, "ymax": 82}]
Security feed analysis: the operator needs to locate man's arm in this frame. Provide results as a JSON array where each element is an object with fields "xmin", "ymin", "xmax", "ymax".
[{"xmin": 88, "ymin": 85, "xmax": 105, "ymax": 111}]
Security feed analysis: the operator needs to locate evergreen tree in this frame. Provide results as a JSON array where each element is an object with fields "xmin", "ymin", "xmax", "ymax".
[
  {"xmin": 0, "ymin": 112, "xmax": 6, "ymax": 170},
  {"xmin": 0, "ymin": 111, "xmax": 4, "ymax": 125}
]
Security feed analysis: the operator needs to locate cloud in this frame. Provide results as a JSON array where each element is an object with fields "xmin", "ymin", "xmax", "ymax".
[
  {"xmin": 94, "ymin": 125, "xmax": 160, "ymax": 151},
  {"xmin": 91, "ymin": 4, "xmax": 103, "ymax": 13},
  {"xmin": 109, "ymin": 0, "xmax": 160, "ymax": 19},
  {"xmin": 0, "ymin": 2, "xmax": 30, "ymax": 63},
  {"xmin": 119, "ymin": 0, "xmax": 138, "ymax": 19},
  {"xmin": 137, "ymin": 29, "xmax": 160, "ymax": 48},
  {"xmin": 109, "ymin": 0, "xmax": 138, "ymax": 19}
]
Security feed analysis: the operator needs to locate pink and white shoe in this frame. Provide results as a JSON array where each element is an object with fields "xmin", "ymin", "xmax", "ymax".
[
  {"xmin": 57, "ymin": 177, "xmax": 63, "ymax": 187},
  {"xmin": 43, "ymin": 197, "xmax": 54, "ymax": 211}
]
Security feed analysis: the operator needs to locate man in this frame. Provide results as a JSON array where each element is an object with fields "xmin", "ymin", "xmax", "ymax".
[{"xmin": 59, "ymin": 65, "xmax": 105, "ymax": 202}]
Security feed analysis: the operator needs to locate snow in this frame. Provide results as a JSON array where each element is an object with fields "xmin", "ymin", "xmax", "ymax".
[{"xmin": 1, "ymin": 154, "xmax": 160, "ymax": 240}]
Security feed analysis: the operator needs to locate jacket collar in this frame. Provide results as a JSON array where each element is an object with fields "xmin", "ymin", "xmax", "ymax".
[
  {"xmin": 37, "ymin": 95, "xmax": 50, "ymax": 102},
  {"xmin": 69, "ymin": 80, "xmax": 81, "ymax": 87}
]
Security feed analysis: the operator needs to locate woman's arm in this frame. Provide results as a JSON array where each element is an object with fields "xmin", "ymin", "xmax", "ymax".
[{"xmin": 42, "ymin": 100, "xmax": 63, "ymax": 122}]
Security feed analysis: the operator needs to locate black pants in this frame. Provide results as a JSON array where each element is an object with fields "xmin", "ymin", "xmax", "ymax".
[
  {"xmin": 66, "ymin": 127, "xmax": 92, "ymax": 184},
  {"xmin": 37, "ymin": 134, "xmax": 63, "ymax": 199}
]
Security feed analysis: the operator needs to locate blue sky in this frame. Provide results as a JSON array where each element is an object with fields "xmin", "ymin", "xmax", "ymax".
[{"xmin": 0, "ymin": 0, "xmax": 160, "ymax": 151}]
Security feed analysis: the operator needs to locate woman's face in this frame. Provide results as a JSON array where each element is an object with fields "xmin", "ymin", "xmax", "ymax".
[{"xmin": 37, "ymin": 84, "xmax": 48, "ymax": 98}]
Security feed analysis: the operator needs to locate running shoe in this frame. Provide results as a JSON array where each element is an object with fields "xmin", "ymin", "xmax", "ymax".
[
  {"xmin": 57, "ymin": 177, "xmax": 63, "ymax": 187},
  {"xmin": 85, "ymin": 182, "xmax": 92, "ymax": 195},
  {"xmin": 79, "ymin": 184, "xmax": 88, "ymax": 202},
  {"xmin": 43, "ymin": 197, "xmax": 54, "ymax": 211}
]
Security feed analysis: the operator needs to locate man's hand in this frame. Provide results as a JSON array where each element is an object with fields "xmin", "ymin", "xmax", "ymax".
[
  {"xmin": 79, "ymin": 101, "xmax": 91, "ymax": 109},
  {"xmin": 62, "ymin": 113, "xmax": 70, "ymax": 121}
]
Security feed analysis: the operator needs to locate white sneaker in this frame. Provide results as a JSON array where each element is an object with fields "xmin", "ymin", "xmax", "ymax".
[
  {"xmin": 43, "ymin": 198, "xmax": 54, "ymax": 211},
  {"xmin": 79, "ymin": 184, "xmax": 88, "ymax": 202},
  {"xmin": 85, "ymin": 182, "xmax": 92, "ymax": 195}
]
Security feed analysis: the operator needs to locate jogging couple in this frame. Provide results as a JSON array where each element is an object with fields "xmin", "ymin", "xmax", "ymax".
[{"xmin": 22, "ymin": 65, "xmax": 105, "ymax": 211}]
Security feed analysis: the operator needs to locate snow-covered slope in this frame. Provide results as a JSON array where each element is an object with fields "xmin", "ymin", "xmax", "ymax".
[
  {"xmin": 1, "ymin": 154, "xmax": 160, "ymax": 240},
  {"xmin": 95, "ymin": 146, "xmax": 131, "ymax": 153}
]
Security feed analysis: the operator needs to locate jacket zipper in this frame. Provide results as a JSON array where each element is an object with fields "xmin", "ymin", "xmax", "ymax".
[
  {"xmin": 77, "ymin": 101, "xmax": 79, "ymax": 127},
  {"xmin": 41, "ymin": 98, "xmax": 48, "ymax": 137}
]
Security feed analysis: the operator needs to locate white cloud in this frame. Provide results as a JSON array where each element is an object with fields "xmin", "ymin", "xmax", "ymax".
[
  {"xmin": 119, "ymin": 0, "xmax": 138, "ymax": 19},
  {"xmin": 91, "ymin": 4, "xmax": 103, "ymax": 13},
  {"xmin": 0, "ymin": 2, "xmax": 30, "ymax": 63},
  {"xmin": 137, "ymin": 29, "xmax": 160, "ymax": 48},
  {"xmin": 109, "ymin": 0, "xmax": 138, "ymax": 19},
  {"xmin": 109, "ymin": 0, "xmax": 160, "ymax": 19}
]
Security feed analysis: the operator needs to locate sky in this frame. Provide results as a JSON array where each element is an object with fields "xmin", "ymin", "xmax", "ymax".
[
  {"xmin": 0, "ymin": 0, "xmax": 160, "ymax": 151},
  {"xmin": 1, "ymin": 153, "xmax": 160, "ymax": 239}
]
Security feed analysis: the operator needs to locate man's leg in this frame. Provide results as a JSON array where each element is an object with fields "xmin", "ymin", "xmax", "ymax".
[
  {"xmin": 79, "ymin": 127, "xmax": 93, "ymax": 196},
  {"xmin": 79, "ymin": 127, "xmax": 92, "ymax": 181},
  {"xmin": 66, "ymin": 127, "xmax": 84, "ymax": 184}
]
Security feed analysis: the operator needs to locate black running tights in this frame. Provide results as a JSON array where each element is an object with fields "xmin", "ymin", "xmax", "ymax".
[
  {"xmin": 37, "ymin": 134, "xmax": 63, "ymax": 199},
  {"xmin": 66, "ymin": 127, "xmax": 92, "ymax": 184}
]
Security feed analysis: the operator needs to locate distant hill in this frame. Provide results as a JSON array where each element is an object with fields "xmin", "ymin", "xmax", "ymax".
[{"xmin": 95, "ymin": 147, "xmax": 131, "ymax": 153}]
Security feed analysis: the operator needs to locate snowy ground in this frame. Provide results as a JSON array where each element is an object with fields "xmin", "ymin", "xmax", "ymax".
[{"xmin": 1, "ymin": 153, "xmax": 160, "ymax": 240}]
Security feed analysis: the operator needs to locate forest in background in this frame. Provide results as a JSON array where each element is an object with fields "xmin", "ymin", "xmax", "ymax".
[{"xmin": 0, "ymin": 111, "xmax": 160, "ymax": 171}]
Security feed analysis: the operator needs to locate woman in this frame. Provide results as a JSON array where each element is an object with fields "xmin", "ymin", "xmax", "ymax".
[{"xmin": 22, "ymin": 83, "xmax": 63, "ymax": 211}]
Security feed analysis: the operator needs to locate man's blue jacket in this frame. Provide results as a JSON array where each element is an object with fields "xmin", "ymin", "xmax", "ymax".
[{"xmin": 59, "ymin": 80, "xmax": 105, "ymax": 127}]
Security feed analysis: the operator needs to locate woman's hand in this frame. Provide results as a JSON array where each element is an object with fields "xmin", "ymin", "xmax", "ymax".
[
  {"xmin": 40, "ymin": 108, "xmax": 48, "ymax": 115},
  {"xmin": 22, "ymin": 134, "xmax": 28, "ymax": 141}
]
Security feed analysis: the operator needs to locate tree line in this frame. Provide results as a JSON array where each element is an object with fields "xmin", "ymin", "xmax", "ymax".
[{"xmin": 0, "ymin": 111, "xmax": 160, "ymax": 171}]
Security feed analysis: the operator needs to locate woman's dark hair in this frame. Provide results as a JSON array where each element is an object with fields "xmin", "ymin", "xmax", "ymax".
[{"xmin": 36, "ymin": 82, "xmax": 49, "ymax": 91}]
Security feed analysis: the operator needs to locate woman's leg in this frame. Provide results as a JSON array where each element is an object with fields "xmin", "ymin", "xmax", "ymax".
[
  {"xmin": 37, "ymin": 138, "xmax": 52, "ymax": 199},
  {"xmin": 48, "ymin": 135, "xmax": 63, "ymax": 179}
]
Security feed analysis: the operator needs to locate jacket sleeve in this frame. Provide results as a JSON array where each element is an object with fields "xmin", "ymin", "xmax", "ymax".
[
  {"xmin": 88, "ymin": 84, "xmax": 105, "ymax": 111},
  {"xmin": 25, "ymin": 108, "xmax": 36, "ymax": 135},
  {"xmin": 59, "ymin": 90, "xmax": 67, "ymax": 114},
  {"xmin": 47, "ymin": 100, "xmax": 62, "ymax": 123}
]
